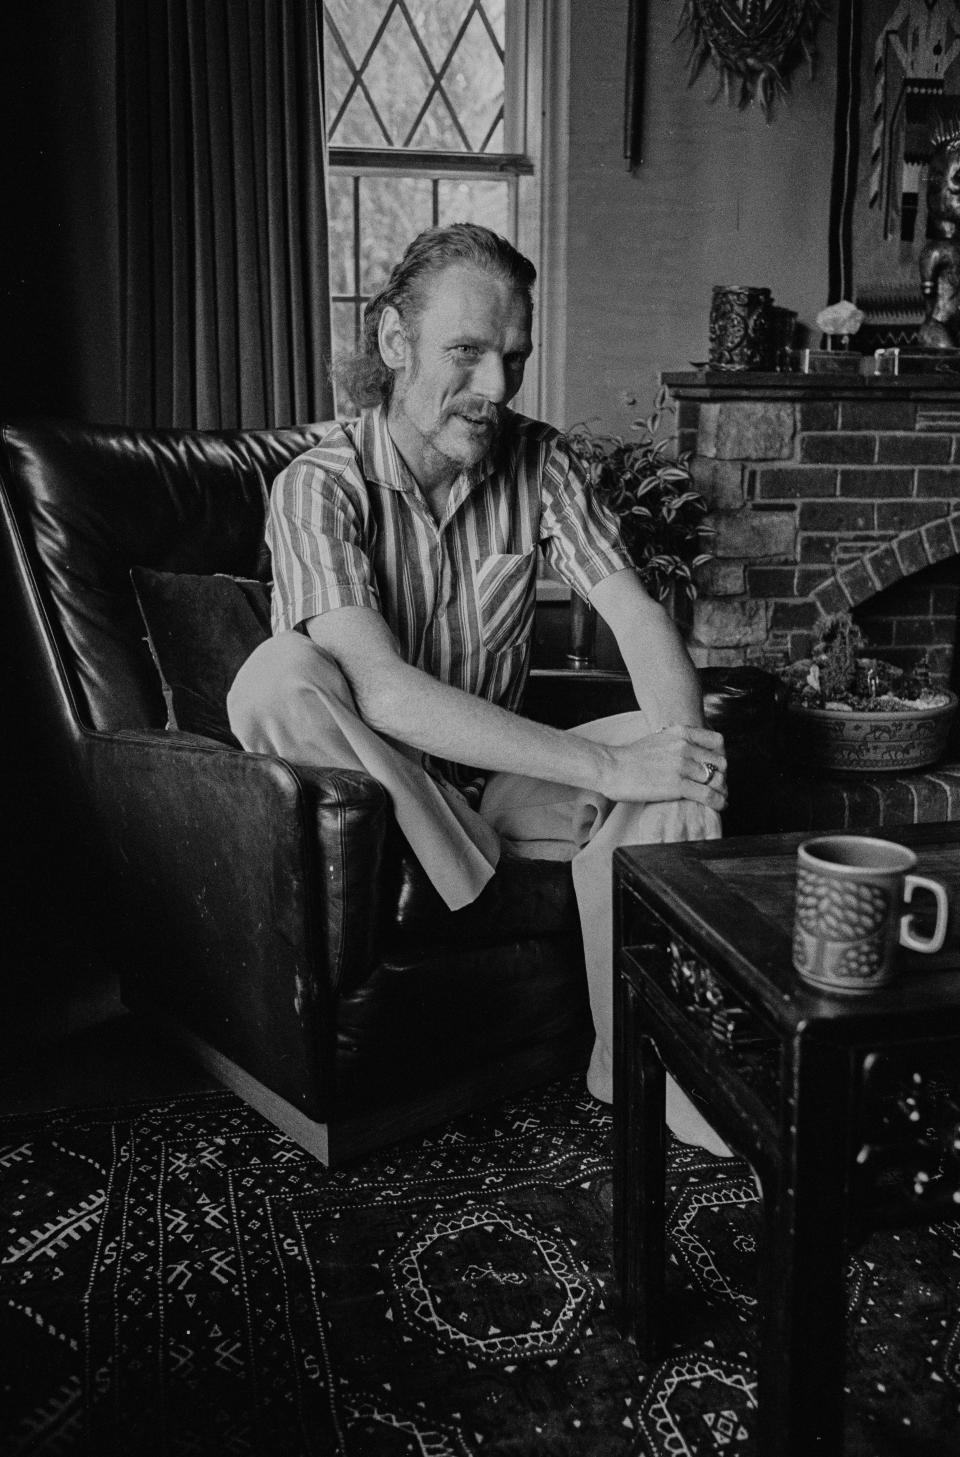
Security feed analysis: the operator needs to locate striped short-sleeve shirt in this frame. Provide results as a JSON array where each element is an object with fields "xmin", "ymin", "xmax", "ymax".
[{"xmin": 266, "ymin": 404, "xmax": 633, "ymax": 783}]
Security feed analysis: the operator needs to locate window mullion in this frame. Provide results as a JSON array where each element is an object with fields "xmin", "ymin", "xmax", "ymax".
[
  {"xmin": 503, "ymin": 0, "xmax": 526, "ymax": 153},
  {"xmin": 529, "ymin": 0, "xmax": 569, "ymax": 426},
  {"xmin": 352, "ymin": 175, "xmax": 362, "ymax": 348}
]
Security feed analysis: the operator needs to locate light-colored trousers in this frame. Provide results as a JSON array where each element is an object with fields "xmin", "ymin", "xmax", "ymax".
[{"xmin": 227, "ymin": 631, "xmax": 727, "ymax": 1152}]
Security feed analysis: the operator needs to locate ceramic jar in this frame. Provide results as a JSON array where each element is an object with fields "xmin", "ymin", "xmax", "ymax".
[{"xmin": 708, "ymin": 285, "xmax": 774, "ymax": 370}]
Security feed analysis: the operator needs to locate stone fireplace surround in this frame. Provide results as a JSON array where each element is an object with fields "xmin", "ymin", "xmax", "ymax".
[
  {"xmin": 664, "ymin": 370, "xmax": 960, "ymax": 689},
  {"xmin": 661, "ymin": 372, "xmax": 960, "ymax": 832}
]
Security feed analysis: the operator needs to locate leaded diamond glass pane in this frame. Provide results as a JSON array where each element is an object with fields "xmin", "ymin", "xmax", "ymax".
[
  {"xmin": 405, "ymin": 94, "xmax": 463, "ymax": 152},
  {"xmin": 323, "ymin": 0, "xmax": 505, "ymax": 154},
  {"xmin": 437, "ymin": 8, "xmax": 505, "ymax": 151},
  {"xmin": 324, "ymin": 0, "xmax": 384, "ymax": 60},
  {"xmin": 332, "ymin": 80, "xmax": 391, "ymax": 149},
  {"xmin": 363, "ymin": 11, "xmax": 434, "ymax": 147}
]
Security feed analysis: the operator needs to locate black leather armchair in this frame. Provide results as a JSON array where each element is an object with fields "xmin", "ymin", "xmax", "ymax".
[
  {"xmin": 0, "ymin": 420, "xmax": 595, "ymax": 1164},
  {"xmin": 1, "ymin": 421, "xmax": 779, "ymax": 1164}
]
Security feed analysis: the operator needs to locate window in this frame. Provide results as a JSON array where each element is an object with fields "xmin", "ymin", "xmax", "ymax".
[{"xmin": 321, "ymin": 0, "xmax": 567, "ymax": 420}]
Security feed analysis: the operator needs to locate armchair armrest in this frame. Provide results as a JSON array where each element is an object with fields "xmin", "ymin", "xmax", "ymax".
[{"xmin": 77, "ymin": 727, "xmax": 389, "ymax": 1117}]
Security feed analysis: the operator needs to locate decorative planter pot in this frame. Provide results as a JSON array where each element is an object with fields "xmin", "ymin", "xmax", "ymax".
[{"xmin": 785, "ymin": 693, "xmax": 958, "ymax": 773}]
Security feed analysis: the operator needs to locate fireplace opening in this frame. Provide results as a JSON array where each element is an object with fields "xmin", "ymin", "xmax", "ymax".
[{"xmin": 851, "ymin": 556, "xmax": 960, "ymax": 689}]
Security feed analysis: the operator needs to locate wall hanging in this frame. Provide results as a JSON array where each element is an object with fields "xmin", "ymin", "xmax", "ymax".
[
  {"xmin": 677, "ymin": 0, "xmax": 821, "ymax": 119},
  {"xmin": 829, "ymin": 0, "xmax": 960, "ymax": 352}
]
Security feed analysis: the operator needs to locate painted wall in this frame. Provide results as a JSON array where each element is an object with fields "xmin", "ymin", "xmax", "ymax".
[{"xmin": 563, "ymin": 0, "xmax": 839, "ymax": 433}]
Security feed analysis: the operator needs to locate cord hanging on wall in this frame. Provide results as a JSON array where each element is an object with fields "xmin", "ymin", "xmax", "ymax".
[
  {"xmin": 624, "ymin": 0, "xmax": 647, "ymax": 169},
  {"xmin": 676, "ymin": 0, "xmax": 822, "ymax": 121}
]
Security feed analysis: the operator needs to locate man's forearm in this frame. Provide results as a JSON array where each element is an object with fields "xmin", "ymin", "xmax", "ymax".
[
  {"xmin": 589, "ymin": 568, "xmax": 705, "ymax": 731},
  {"xmin": 617, "ymin": 604, "xmax": 705, "ymax": 731},
  {"xmin": 351, "ymin": 650, "xmax": 615, "ymax": 790},
  {"xmin": 304, "ymin": 603, "xmax": 609, "ymax": 786},
  {"xmin": 305, "ymin": 603, "xmax": 725, "ymax": 809}
]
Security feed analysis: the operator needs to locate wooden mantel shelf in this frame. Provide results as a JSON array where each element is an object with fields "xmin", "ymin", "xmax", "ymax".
[{"xmin": 661, "ymin": 368, "xmax": 960, "ymax": 403}]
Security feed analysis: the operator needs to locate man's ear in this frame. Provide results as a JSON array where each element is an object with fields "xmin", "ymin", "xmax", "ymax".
[{"xmin": 378, "ymin": 306, "xmax": 409, "ymax": 372}]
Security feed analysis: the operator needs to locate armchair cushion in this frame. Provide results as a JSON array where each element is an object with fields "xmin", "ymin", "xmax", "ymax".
[{"xmin": 130, "ymin": 567, "xmax": 270, "ymax": 744}]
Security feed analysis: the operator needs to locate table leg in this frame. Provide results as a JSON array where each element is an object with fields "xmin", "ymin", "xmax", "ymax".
[
  {"xmin": 756, "ymin": 1043, "xmax": 850, "ymax": 1456},
  {"xmin": 613, "ymin": 968, "xmax": 667, "ymax": 1357}
]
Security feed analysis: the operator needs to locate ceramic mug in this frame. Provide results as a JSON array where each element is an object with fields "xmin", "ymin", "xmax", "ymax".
[{"xmin": 792, "ymin": 834, "xmax": 949, "ymax": 993}]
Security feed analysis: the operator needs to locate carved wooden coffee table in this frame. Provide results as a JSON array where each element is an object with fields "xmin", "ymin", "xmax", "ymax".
[{"xmin": 612, "ymin": 826, "xmax": 960, "ymax": 1457}]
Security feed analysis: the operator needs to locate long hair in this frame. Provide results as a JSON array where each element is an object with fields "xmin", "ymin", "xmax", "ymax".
[{"xmin": 332, "ymin": 223, "xmax": 537, "ymax": 408}]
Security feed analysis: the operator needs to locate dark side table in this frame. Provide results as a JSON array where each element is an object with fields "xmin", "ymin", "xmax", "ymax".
[{"xmin": 613, "ymin": 826, "xmax": 960, "ymax": 1457}]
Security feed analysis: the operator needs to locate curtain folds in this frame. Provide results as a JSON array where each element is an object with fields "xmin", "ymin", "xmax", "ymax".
[{"xmin": 118, "ymin": 0, "xmax": 333, "ymax": 429}]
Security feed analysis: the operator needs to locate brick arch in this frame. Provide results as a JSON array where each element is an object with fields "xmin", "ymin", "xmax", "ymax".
[{"xmin": 809, "ymin": 512, "xmax": 960, "ymax": 619}]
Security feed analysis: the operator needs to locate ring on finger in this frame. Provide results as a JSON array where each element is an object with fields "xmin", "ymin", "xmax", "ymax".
[{"xmin": 701, "ymin": 760, "xmax": 720, "ymax": 785}]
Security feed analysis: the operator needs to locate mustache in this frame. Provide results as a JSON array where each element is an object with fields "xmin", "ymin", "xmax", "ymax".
[{"xmin": 454, "ymin": 401, "xmax": 501, "ymax": 424}]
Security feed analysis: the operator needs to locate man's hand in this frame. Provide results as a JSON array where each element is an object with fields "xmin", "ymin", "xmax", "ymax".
[{"xmin": 593, "ymin": 723, "xmax": 728, "ymax": 812}]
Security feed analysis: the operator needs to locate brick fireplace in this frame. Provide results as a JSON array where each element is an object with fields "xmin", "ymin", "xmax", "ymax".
[
  {"xmin": 651, "ymin": 370, "xmax": 960, "ymax": 834},
  {"xmin": 664, "ymin": 370, "xmax": 960, "ymax": 696}
]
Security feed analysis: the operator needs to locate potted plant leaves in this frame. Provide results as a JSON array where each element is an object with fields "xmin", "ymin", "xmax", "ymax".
[
  {"xmin": 779, "ymin": 612, "xmax": 957, "ymax": 772},
  {"xmin": 563, "ymin": 385, "xmax": 712, "ymax": 660}
]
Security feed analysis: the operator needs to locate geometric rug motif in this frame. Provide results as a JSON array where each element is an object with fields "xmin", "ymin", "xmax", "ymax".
[{"xmin": 2, "ymin": 1077, "xmax": 959, "ymax": 1454}]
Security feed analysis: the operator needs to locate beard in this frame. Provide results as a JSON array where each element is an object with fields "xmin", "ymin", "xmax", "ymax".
[
  {"xmin": 393, "ymin": 389, "xmax": 503, "ymax": 471},
  {"xmin": 440, "ymin": 407, "xmax": 503, "ymax": 468}
]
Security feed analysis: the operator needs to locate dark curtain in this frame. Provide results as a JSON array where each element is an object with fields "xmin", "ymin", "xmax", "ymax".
[{"xmin": 118, "ymin": 0, "xmax": 332, "ymax": 429}]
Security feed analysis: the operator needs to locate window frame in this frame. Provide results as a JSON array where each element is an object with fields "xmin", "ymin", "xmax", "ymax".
[{"xmin": 324, "ymin": 0, "xmax": 568, "ymax": 423}]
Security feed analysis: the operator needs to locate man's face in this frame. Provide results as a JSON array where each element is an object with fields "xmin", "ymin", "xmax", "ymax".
[{"xmin": 384, "ymin": 263, "xmax": 533, "ymax": 484}]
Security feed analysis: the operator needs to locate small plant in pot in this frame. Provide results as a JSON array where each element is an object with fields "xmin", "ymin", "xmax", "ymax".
[
  {"xmin": 563, "ymin": 386, "xmax": 713, "ymax": 662},
  {"xmin": 779, "ymin": 612, "xmax": 958, "ymax": 773}
]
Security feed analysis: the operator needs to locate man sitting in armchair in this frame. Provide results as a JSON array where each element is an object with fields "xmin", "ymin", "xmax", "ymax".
[{"xmin": 228, "ymin": 222, "xmax": 728, "ymax": 1151}]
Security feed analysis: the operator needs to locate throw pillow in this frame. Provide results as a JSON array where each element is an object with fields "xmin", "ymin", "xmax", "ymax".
[{"xmin": 130, "ymin": 567, "xmax": 271, "ymax": 744}]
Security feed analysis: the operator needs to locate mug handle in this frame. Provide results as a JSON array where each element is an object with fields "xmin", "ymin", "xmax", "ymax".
[{"xmin": 899, "ymin": 875, "xmax": 949, "ymax": 953}]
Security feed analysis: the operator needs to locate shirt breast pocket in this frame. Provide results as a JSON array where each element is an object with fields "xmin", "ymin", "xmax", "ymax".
[{"xmin": 474, "ymin": 550, "xmax": 537, "ymax": 655}]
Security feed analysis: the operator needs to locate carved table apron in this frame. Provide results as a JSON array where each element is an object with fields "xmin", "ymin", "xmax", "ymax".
[{"xmin": 612, "ymin": 825, "xmax": 960, "ymax": 1457}]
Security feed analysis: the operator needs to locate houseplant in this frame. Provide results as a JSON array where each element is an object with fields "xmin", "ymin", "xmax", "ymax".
[
  {"xmin": 779, "ymin": 612, "xmax": 957, "ymax": 772},
  {"xmin": 563, "ymin": 386, "xmax": 712, "ymax": 661}
]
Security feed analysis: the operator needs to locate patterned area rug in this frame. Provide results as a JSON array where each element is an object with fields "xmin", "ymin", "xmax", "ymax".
[{"xmin": 1, "ymin": 1076, "xmax": 959, "ymax": 1455}]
